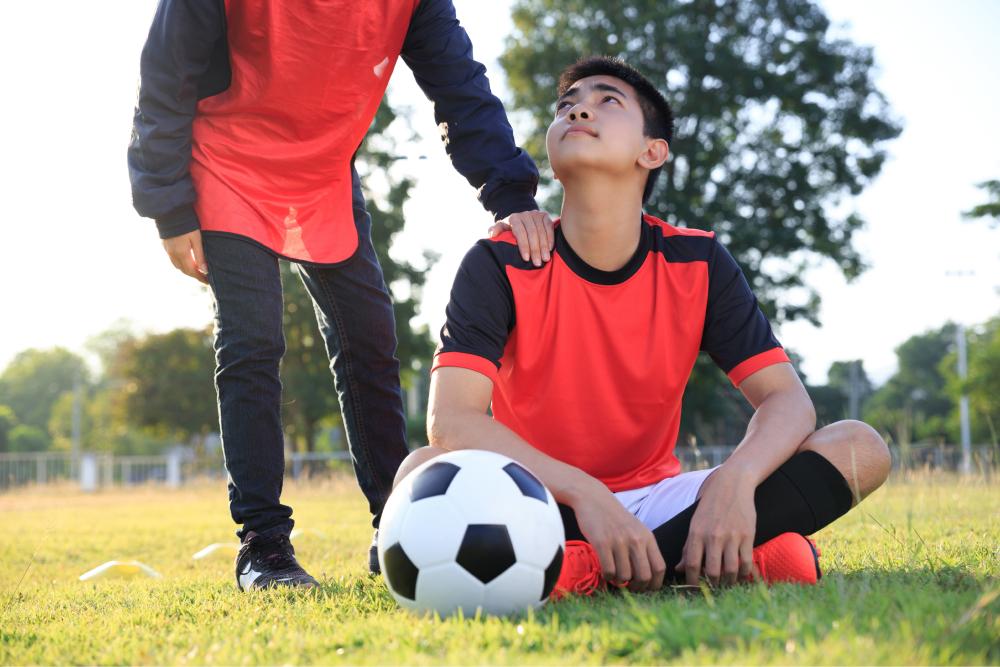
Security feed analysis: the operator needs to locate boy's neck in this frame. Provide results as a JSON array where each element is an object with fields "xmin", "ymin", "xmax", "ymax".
[{"xmin": 559, "ymin": 178, "xmax": 644, "ymax": 272}]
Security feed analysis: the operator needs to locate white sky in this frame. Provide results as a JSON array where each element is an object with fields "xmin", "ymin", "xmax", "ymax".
[{"xmin": 0, "ymin": 0, "xmax": 998, "ymax": 385}]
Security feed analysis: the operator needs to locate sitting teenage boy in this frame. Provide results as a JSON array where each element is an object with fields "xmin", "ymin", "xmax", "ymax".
[{"xmin": 396, "ymin": 57, "xmax": 891, "ymax": 595}]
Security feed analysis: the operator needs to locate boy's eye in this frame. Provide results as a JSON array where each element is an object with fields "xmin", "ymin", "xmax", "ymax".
[
  {"xmin": 556, "ymin": 101, "xmax": 571, "ymax": 111},
  {"xmin": 603, "ymin": 96, "xmax": 620, "ymax": 104}
]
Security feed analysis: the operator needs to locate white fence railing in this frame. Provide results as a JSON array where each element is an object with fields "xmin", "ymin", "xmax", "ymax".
[{"xmin": 0, "ymin": 444, "xmax": 994, "ymax": 492}]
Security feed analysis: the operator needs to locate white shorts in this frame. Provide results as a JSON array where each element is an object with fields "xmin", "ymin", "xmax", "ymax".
[{"xmin": 613, "ymin": 466, "xmax": 719, "ymax": 529}]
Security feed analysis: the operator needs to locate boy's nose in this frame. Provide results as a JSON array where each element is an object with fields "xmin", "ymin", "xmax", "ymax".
[{"xmin": 569, "ymin": 109, "xmax": 590, "ymax": 121}]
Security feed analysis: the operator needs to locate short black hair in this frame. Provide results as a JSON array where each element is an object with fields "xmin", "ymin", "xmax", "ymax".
[{"xmin": 557, "ymin": 56, "xmax": 674, "ymax": 204}]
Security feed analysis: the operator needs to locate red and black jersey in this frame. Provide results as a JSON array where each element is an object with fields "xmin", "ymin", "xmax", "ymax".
[{"xmin": 432, "ymin": 214, "xmax": 790, "ymax": 491}]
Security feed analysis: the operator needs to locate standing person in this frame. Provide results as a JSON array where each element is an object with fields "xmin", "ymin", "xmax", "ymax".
[{"xmin": 128, "ymin": 0, "xmax": 554, "ymax": 591}]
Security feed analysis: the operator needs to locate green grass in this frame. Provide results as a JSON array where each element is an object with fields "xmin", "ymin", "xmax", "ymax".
[{"xmin": 1, "ymin": 474, "xmax": 997, "ymax": 665}]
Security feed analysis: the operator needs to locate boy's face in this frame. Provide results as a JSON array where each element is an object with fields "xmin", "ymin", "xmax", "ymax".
[{"xmin": 545, "ymin": 74, "xmax": 665, "ymax": 187}]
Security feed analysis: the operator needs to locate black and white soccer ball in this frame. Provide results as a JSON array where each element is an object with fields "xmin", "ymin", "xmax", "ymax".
[{"xmin": 377, "ymin": 449, "xmax": 565, "ymax": 616}]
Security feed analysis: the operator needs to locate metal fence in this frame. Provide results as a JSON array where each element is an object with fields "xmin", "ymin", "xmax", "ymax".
[{"xmin": 0, "ymin": 444, "xmax": 994, "ymax": 492}]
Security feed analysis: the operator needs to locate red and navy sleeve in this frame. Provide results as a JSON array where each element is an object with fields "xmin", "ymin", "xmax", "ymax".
[
  {"xmin": 700, "ymin": 238, "xmax": 790, "ymax": 386},
  {"xmin": 400, "ymin": 0, "xmax": 539, "ymax": 221},
  {"xmin": 128, "ymin": 0, "xmax": 229, "ymax": 239},
  {"xmin": 432, "ymin": 241, "xmax": 515, "ymax": 383}
]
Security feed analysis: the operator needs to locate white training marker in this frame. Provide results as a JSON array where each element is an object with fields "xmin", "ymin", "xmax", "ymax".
[
  {"xmin": 79, "ymin": 560, "xmax": 162, "ymax": 581},
  {"xmin": 191, "ymin": 542, "xmax": 241, "ymax": 561}
]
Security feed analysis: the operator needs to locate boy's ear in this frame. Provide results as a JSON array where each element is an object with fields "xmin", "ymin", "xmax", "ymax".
[{"xmin": 637, "ymin": 138, "xmax": 669, "ymax": 170}]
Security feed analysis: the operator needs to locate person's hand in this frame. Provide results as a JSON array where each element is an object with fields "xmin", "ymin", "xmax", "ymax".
[
  {"xmin": 572, "ymin": 478, "xmax": 666, "ymax": 593},
  {"xmin": 487, "ymin": 210, "xmax": 554, "ymax": 267},
  {"xmin": 162, "ymin": 229, "xmax": 209, "ymax": 285},
  {"xmin": 677, "ymin": 468, "xmax": 757, "ymax": 587}
]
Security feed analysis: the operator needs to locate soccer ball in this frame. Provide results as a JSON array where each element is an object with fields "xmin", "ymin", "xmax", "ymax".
[{"xmin": 377, "ymin": 449, "xmax": 566, "ymax": 617}]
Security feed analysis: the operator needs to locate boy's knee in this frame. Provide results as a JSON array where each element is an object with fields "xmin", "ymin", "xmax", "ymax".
[
  {"xmin": 392, "ymin": 445, "xmax": 448, "ymax": 490},
  {"xmin": 799, "ymin": 419, "xmax": 891, "ymax": 499}
]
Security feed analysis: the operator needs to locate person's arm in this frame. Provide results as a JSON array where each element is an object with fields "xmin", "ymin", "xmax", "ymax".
[
  {"xmin": 680, "ymin": 238, "xmax": 813, "ymax": 586},
  {"xmin": 128, "ymin": 0, "xmax": 226, "ymax": 240},
  {"xmin": 679, "ymin": 363, "xmax": 815, "ymax": 587},
  {"xmin": 400, "ymin": 0, "xmax": 553, "ymax": 266}
]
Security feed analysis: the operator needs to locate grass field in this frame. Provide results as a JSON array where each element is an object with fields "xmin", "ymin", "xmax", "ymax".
[{"xmin": 1, "ymin": 473, "xmax": 997, "ymax": 665}]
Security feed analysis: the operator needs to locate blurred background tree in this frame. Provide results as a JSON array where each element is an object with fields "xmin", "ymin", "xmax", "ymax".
[
  {"xmin": 963, "ymin": 179, "xmax": 1000, "ymax": 227},
  {"xmin": 0, "ymin": 348, "xmax": 89, "ymax": 451},
  {"xmin": 501, "ymin": 0, "xmax": 901, "ymax": 444}
]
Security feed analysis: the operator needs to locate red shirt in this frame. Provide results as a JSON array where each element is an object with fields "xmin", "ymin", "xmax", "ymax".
[
  {"xmin": 190, "ymin": 0, "xmax": 419, "ymax": 263},
  {"xmin": 433, "ymin": 215, "xmax": 789, "ymax": 491}
]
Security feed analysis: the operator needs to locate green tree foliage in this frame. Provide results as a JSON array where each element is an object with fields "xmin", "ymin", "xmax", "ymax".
[
  {"xmin": 501, "ymin": 0, "xmax": 899, "ymax": 444},
  {"xmin": 941, "ymin": 317, "xmax": 1000, "ymax": 445},
  {"xmin": 277, "ymin": 100, "xmax": 437, "ymax": 451},
  {"xmin": 113, "ymin": 328, "xmax": 218, "ymax": 443},
  {"xmin": 7, "ymin": 425, "xmax": 48, "ymax": 453},
  {"xmin": 962, "ymin": 179, "xmax": 1000, "ymax": 227},
  {"xmin": 864, "ymin": 324, "xmax": 957, "ymax": 445},
  {"xmin": 0, "ymin": 348, "xmax": 88, "ymax": 446},
  {"xmin": 0, "ymin": 405, "xmax": 17, "ymax": 452}
]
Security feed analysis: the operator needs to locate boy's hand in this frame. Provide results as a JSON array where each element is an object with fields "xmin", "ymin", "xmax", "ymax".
[
  {"xmin": 488, "ymin": 210, "xmax": 555, "ymax": 267},
  {"xmin": 676, "ymin": 468, "xmax": 757, "ymax": 587},
  {"xmin": 572, "ymin": 479, "xmax": 666, "ymax": 593},
  {"xmin": 162, "ymin": 229, "xmax": 209, "ymax": 285}
]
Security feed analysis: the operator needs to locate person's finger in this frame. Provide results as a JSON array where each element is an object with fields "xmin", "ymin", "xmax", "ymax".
[
  {"xmin": 613, "ymin": 540, "xmax": 632, "ymax": 587},
  {"xmin": 487, "ymin": 222, "xmax": 509, "ymax": 238},
  {"xmin": 628, "ymin": 540, "xmax": 652, "ymax": 593},
  {"xmin": 703, "ymin": 537, "xmax": 723, "ymax": 588},
  {"xmin": 722, "ymin": 540, "xmax": 740, "ymax": 587},
  {"xmin": 738, "ymin": 540, "xmax": 754, "ymax": 581},
  {"xmin": 595, "ymin": 543, "xmax": 617, "ymax": 583},
  {"xmin": 191, "ymin": 234, "xmax": 209, "ymax": 280},
  {"xmin": 525, "ymin": 217, "xmax": 543, "ymax": 266},
  {"xmin": 510, "ymin": 218, "xmax": 531, "ymax": 262},
  {"xmin": 647, "ymin": 540, "xmax": 666, "ymax": 592},
  {"xmin": 542, "ymin": 212, "xmax": 555, "ymax": 254},
  {"xmin": 683, "ymin": 536, "xmax": 704, "ymax": 586}
]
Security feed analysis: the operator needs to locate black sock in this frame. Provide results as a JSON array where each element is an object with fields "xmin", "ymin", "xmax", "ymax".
[{"xmin": 557, "ymin": 450, "xmax": 854, "ymax": 575}]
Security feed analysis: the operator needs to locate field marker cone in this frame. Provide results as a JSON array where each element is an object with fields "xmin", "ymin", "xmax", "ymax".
[
  {"xmin": 192, "ymin": 542, "xmax": 241, "ymax": 561},
  {"xmin": 79, "ymin": 560, "xmax": 162, "ymax": 581}
]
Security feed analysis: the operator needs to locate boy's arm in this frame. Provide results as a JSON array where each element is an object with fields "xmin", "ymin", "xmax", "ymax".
[
  {"xmin": 678, "ymin": 363, "xmax": 815, "ymax": 587},
  {"xmin": 428, "ymin": 366, "xmax": 666, "ymax": 592},
  {"xmin": 400, "ymin": 0, "xmax": 553, "ymax": 265},
  {"xmin": 127, "ymin": 0, "xmax": 226, "ymax": 240},
  {"xmin": 683, "ymin": 237, "xmax": 815, "ymax": 586}
]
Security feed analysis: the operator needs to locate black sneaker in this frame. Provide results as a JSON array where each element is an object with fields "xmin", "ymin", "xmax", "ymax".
[
  {"xmin": 369, "ymin": 529, "xmax": 380, "ymax": 575},
  {"xmin": 235, "ymin": 531, "xmax": 319, "ymax": 591}
]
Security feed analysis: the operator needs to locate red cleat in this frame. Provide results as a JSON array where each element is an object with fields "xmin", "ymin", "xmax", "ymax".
[
  {"xmin": 749, "ymin": 533, "xmax": 821, "ymax": 585},
  {"xmin": 550, "ymin": 540, "xmax": 606, "ymax": 600}
]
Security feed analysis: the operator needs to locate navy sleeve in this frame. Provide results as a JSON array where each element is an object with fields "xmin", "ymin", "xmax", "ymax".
[
  {"xmin": 127, "ymin": 0, "xmax": 226, "ymax": 239},
  {"xmin": 700, "ymin": 238, "xmax": 785, "ymax": 378},
  {"xmin": 401, "ymin": 0, "xmax": 540, "ymax": 221},
  {"xmin": 436, "ymin": 241, "xmax": 515, "ymax": 374}
]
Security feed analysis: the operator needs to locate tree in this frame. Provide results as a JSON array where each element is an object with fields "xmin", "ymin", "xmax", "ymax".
[
  {"xmin": 7, "ymin": 425, "xmax": 48, "ymax": 453},
  {"xmin": 864, "ymin": 324, "xmax": 957, "ymax": 445},
  {"xmin": 0, "ymin": 405, "xmax": 17, "ymax": 452},
  {"xmin": 963, "ymin": 179, "xmax": 1000, "ymax": 227},
  {"xmin": 114, "ymin": 328, "xmax": 218, "ymax": 445},
  {"xmin": 0, "ymin": 348, "xmax": 89, "ymax": 445},
  {"xmin": 942, "ymin": 316, "xmax": 1000, "ymax": 445}
]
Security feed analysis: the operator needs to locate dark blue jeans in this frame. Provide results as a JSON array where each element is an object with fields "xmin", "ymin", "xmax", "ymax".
[{"xmin": 202, "ymin": 195, "xmax": 409, "ymax": 540}]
